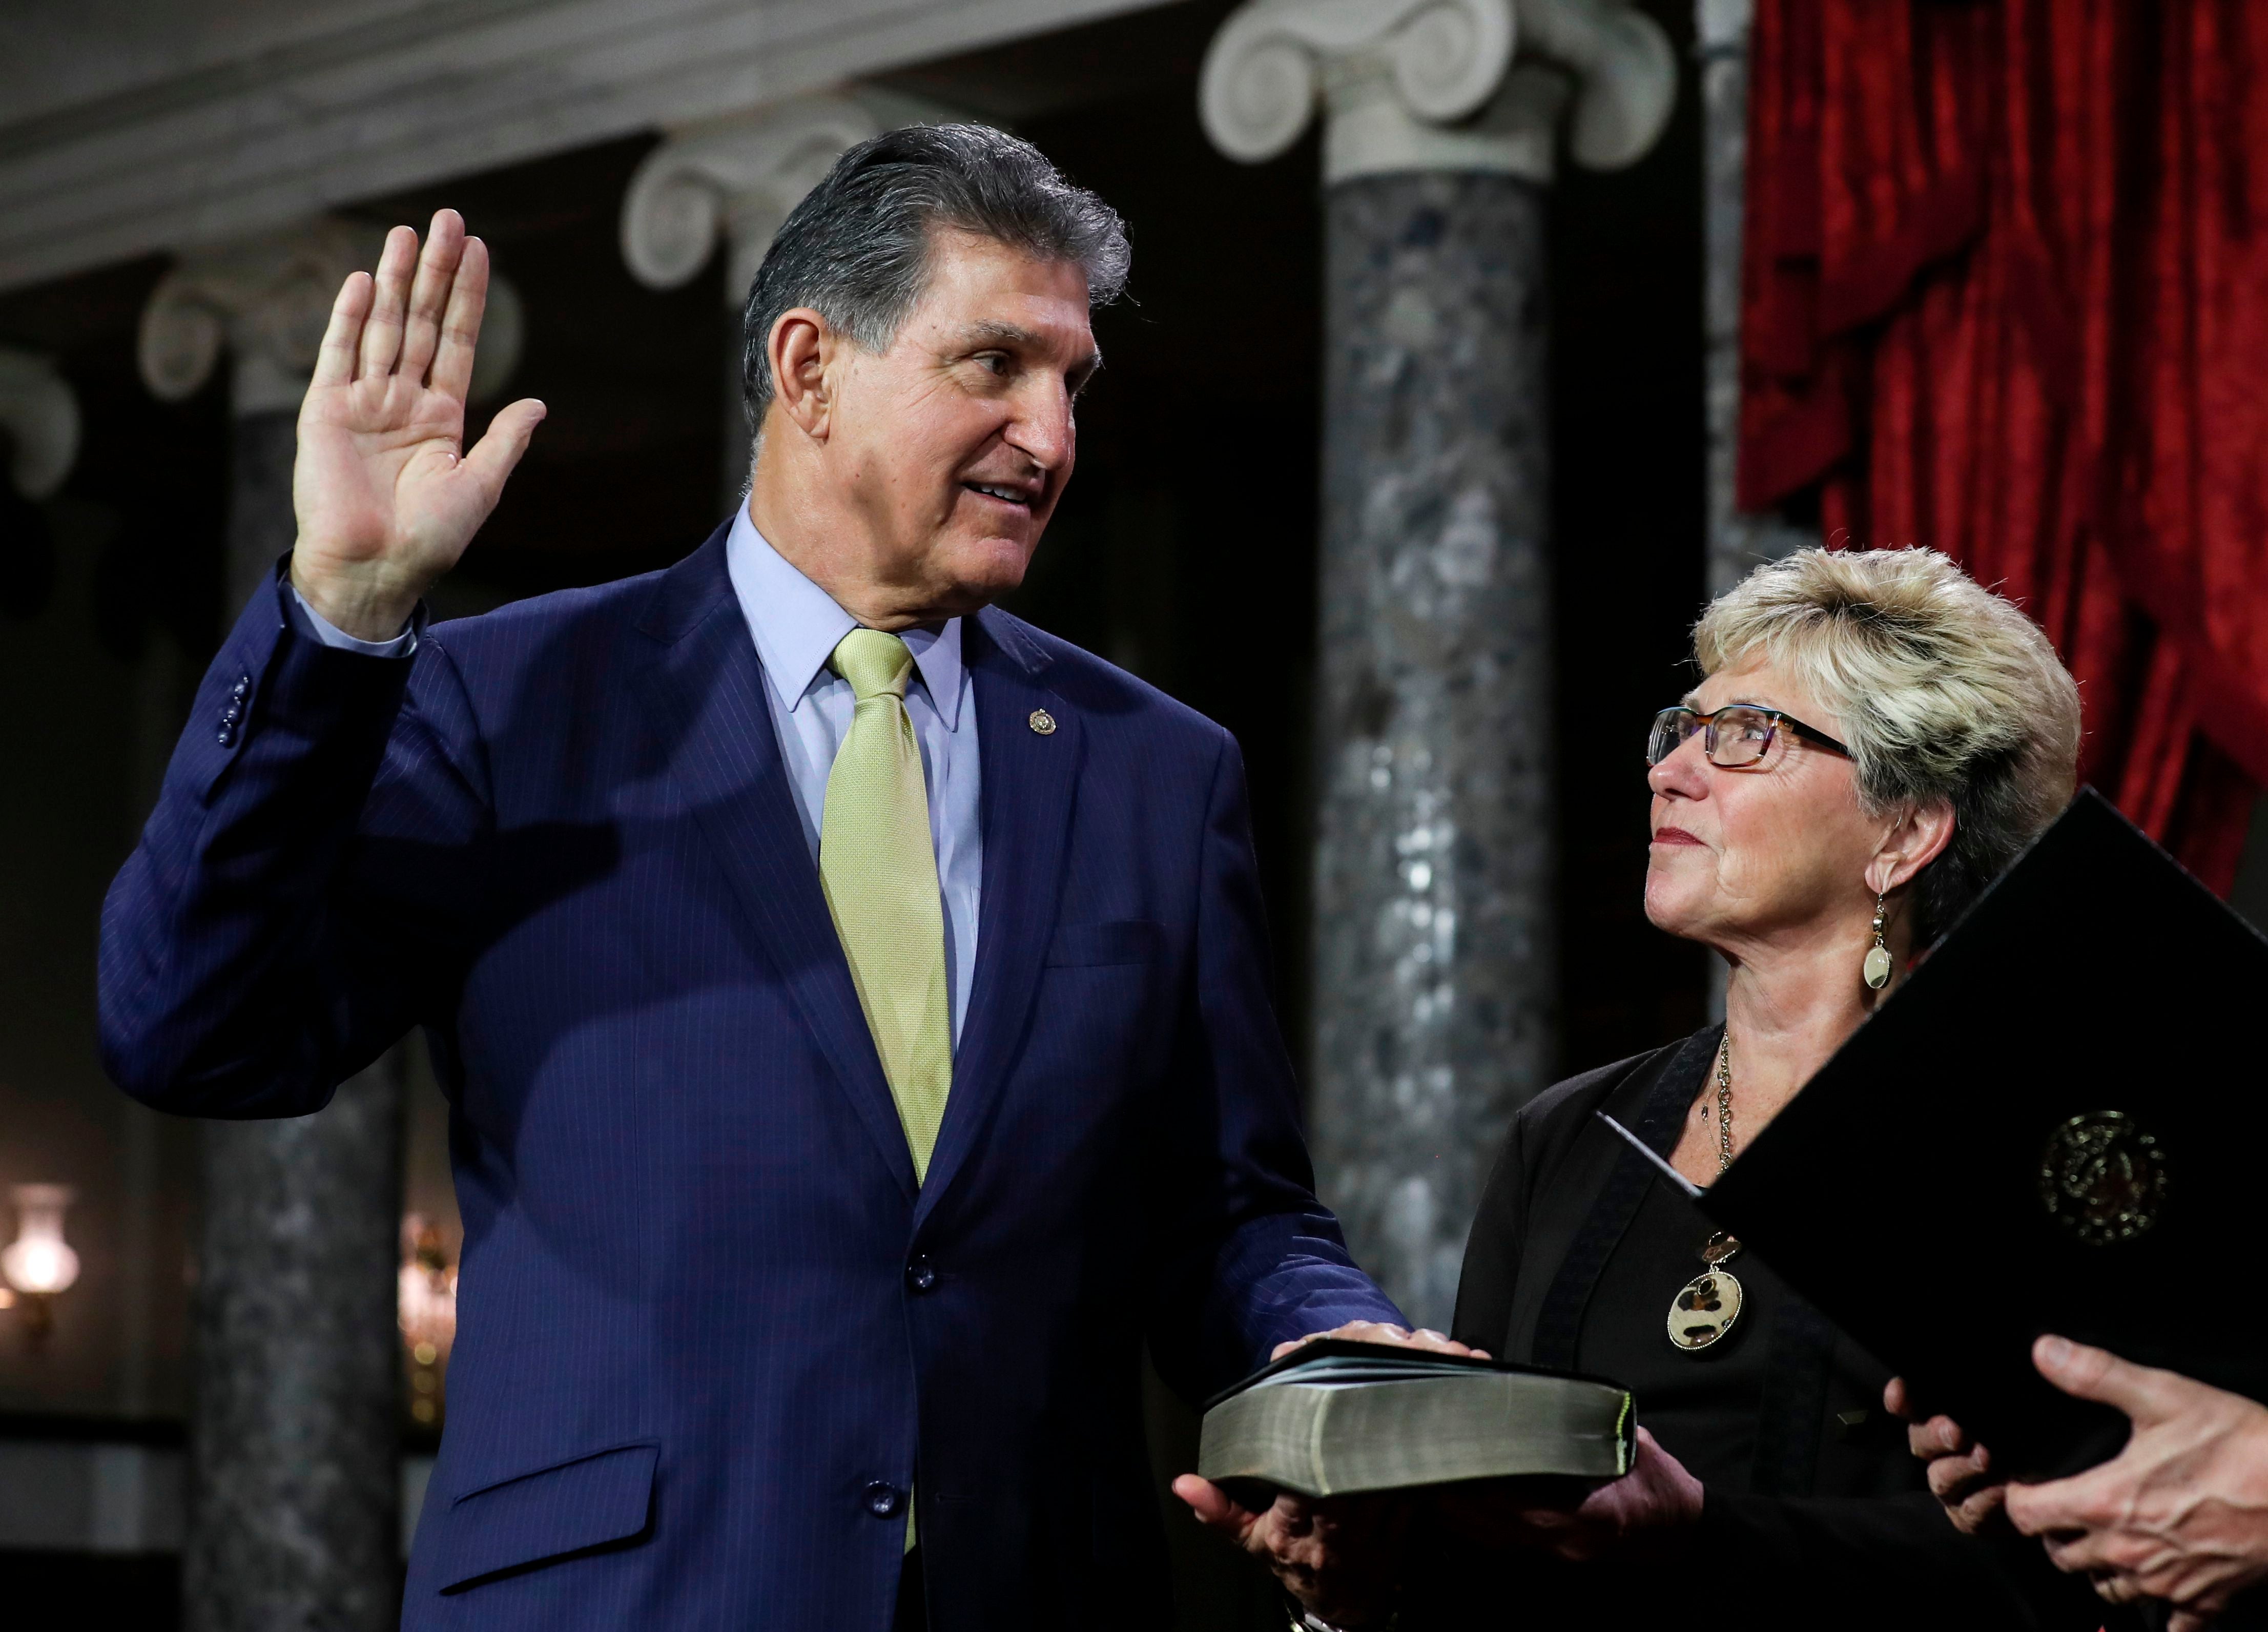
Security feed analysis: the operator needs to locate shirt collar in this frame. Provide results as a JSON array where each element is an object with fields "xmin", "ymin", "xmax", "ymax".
[{"xmin": 724, "ymin": 505, "xmax": 966, "ymax": 731}]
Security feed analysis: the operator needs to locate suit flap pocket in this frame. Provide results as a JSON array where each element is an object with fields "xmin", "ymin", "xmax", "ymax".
[
  {"xmin": 436, "ymin": 1441, "xmax": 658, "ymax": 1592},
  {"xmin": 1044, "ymin": 919, "xmax": 1165, "ymax": 967}
]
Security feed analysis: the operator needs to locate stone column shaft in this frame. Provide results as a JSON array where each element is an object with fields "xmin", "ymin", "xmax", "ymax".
[
  {"xmin": 1315, "ymin": 172, "xmax": 1558, "ymax": 1320},
  {"xmin": 1205, "ymin": 0, "xmax": 1674, "ymax": 1326}
]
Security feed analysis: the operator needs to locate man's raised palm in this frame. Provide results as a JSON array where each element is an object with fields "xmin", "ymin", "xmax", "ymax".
[{"xmin": 291, "ymin": 209, "xmax": 544, "ymax": 642}]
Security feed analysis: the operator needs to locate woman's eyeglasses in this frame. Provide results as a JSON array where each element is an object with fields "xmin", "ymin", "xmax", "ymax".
[{"xmin": 1647, "ymin": 704, "xmax": 1851, "ymax": 769}]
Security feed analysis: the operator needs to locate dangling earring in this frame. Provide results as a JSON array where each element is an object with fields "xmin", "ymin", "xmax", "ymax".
[{"xmin": 1862, "ymin": 893, "xmax": 1893, "ymax": 990}]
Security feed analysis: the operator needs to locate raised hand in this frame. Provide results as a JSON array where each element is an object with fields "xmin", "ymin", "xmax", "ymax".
[{"xmin": 291, "ymin": 210, "xmax": 545, "ymax": 640}]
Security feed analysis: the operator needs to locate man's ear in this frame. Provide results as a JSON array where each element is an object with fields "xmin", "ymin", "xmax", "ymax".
[
  {"xmin": 768, "ymin": 307, "xmax": 834, "ymax": 440},
  {"xmin": 1867, "ymin": 797, "xmax": 1956, "ymax": 897}
]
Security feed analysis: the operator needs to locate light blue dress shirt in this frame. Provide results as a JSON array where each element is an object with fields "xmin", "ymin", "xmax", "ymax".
[{"xmin": 292, "ymin": 508, "xmax": 984, "ymax": 1045}]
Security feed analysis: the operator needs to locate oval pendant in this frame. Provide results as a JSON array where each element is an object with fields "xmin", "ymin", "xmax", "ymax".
[
  {"xmin": 1863, "ymin": 945, "xmax": 1894, "ymax": 990},
  {"xmin": 1667, "ymin": 1268, "xmax": 1744, "ymax": 1351}
]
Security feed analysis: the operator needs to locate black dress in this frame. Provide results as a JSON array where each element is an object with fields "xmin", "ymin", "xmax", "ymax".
[{"xmin": 1404, "ymin": 1025, "xmax": 2119, "ymax": 1631}]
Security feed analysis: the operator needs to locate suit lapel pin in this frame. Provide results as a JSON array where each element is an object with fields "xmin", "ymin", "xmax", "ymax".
[{"xmin": 1027, "ymin": 709, "xmax": 1057, "ymax": 736}]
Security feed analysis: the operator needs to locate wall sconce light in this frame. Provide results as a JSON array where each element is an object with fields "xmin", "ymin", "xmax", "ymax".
[
  {"xmin": 398, "ymin": 1213, "xmax": 458, "ymax": 1427},
  {"xmin": 2, "ymin": 1185, "xmax": 81, "ymax": 1350}
]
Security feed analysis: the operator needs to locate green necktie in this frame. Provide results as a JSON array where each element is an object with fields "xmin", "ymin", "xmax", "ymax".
[{"xmin": 819, "ymin": 628, "xmax": 954, "ymax": 1185}]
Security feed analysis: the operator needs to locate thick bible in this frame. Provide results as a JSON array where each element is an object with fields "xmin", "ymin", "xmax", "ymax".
[
  {"xmin": 1689, "ymin": 788, "xmax": 2268, "ymax": 1477},
  {"xmin": 1195, "ymin": 1340, "xmax": 1634, "ymax": 1500}
]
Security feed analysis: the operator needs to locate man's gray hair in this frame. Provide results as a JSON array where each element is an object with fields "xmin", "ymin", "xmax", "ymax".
[
  {"xmin": 739, "ymin": 122, "xmax": 1130, "ymax": 431},
  {"xmin": 1694, "ymin": 547, "xmax": 2082, "ymax": 944}
]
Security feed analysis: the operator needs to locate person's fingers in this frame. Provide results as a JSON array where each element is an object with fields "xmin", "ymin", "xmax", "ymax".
[
  {"xmin": 312, "ymin": 272, "xmax": 373, "ymax": 390},
  {"xmin": 1884, "ymin": 1376, "xmax": 1935, "ymax": 1424},
  {"xmin": 2090, "ymin": 1572, "xmax": 2143, "ymax": 1605},
  {"xmin": 1907, "ymin": 1414, "xmax": 1969, "ymax": 1460},
  {"xmin": 2033, "ymin": 1511, "xmax": 2119, "ymax": 1574},
  {"xmin": 358, "ymin": 224, "xmax": 419, "ymax": 380},
  {"xmin": 1403, "ymin": 1328, "xmax": 1478, "ymax": 1356},
  {"xmin": 2171, "ymin": 1610, "xmax": 2215, "ymax": 1632},
  {"xmin": 2002, "ymin": 1477, "xmax": 2068, "ymax": 1538},
  {"xmin": 428, "ymin": 235, "xmax": 492, "ymax": 404},
  {"xmin": 2033, "ymin": 1334, "xmax": 2184, "ymax": 1424},
  {"xmin": 1926, "ymin": 1448, "xmax": 1992, "ymax": 1504},
  {"xmin": 1955, "ymin": 1482, "xmax": 2007, "ymax": 1532},
  {"xmin": 397, "ymin": 210, "xmax": 466, "ymax": 386},
  {"xmin": 459, "ymin": 397, "xmax": 545, "ymax": 503},
  {"xmin": 1170, "ymin": 1476, "xmax": 1255, "ymax": 1541}
]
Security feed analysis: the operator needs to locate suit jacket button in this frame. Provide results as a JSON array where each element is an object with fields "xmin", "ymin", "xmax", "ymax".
[
  {"xmin": 863, "ymin": 1481, "xmax": 903, "ymax": 1518},
  {"xmin": 906, "ymin": 1256, "xmax": 937, "ymax": 1294}
]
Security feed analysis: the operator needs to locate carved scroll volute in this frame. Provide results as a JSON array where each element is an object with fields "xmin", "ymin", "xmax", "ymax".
[
  {"xmin": 620, "ymin": 97, "xmax": 885, "ymax": 304},
  {"xmin": 139, "ymin": 218, "xmax": 524, "ymax": 415},
  {"xmin": 1516, "ymin": 0, "xmax": 1677, "ymax": 169},
  {"xmin": 0, "ymin": 349, "xmax": 80, "ymax": 500},
  {"xmin": 1200, "ymin": 0, "xmax": 1518, "ymax": 165},
  {"xmin": 1200, "ymin": 0, "xmax": 1674, "ymax": 182}
]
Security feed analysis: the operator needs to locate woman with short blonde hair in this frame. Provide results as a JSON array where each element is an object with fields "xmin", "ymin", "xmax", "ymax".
[{"xmin": 1183, "ymin": 548, "xmax": 2097, "ymax": 1630}]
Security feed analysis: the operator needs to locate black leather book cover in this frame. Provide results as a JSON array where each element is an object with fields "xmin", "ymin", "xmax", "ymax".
[{"xmin": 1702, "ymin": 787, "xmax": 2267, "ymax": 1478}]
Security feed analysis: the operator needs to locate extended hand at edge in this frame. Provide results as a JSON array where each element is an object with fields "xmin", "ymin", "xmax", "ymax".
[
  {"xmin": 2004, "ymin": 1336, "xmax": 2268, "ymax": 1631},
  {"xmin": 291, "ymin": 209, "xmax": 545, "ymax": 641}
]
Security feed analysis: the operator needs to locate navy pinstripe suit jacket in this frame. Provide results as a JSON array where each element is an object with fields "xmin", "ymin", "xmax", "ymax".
[{"xmin": 99, "ymin": 523, "xmax": 1400, "ymax": 1630}]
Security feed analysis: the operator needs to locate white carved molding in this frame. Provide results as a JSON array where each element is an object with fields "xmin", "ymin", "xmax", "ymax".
[
  {"xmin": 623, "ymin": 88, "xmax": 966, "ymax": 306},
  {"xmin": 139, "ymin": 220, "xmax": 525, "ymax": 417},
  {"xmin": 0, "ymin": 349, "xmax": 80, "ymax": 501},
  {"xmin": 0, "ymin": 0, "xmax": 1164, "ymax": 297},
  {"xmin": 624, "ymin": 97, "xmax": 883, "ymax": 305},
  {"xmin": 1200, "ymin": 0, "xmax": 1675, "ymax": 184}
]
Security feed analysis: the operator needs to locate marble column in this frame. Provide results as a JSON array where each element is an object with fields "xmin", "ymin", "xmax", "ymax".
[
  {"xmin": 1202, "ymin": 0, "xmax": 1675, "ymax": 1326},
  {"xmin": 620, "ymin": 91, "xmax": 949, "ymax": 510},
  {"xmin": 1697, "ymin": 0, "xmax": 1810, "ymax": 597},
  {"xmin": 138, "ymin": 220, "xmax": 519, "ymax": 1631}
]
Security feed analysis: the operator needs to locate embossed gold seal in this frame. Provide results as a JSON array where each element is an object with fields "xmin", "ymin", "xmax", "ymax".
[{"xmin": 2038, "ymin": 1110, "xmax": 2167, "ymax": 1246}]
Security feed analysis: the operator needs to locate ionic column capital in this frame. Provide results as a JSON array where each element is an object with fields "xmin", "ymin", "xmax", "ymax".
[
  {"xmin": 621, "ymin": 90, "xmax": 956, "ymax": 306},
  {"xmin": 0, "ymin": 348, "xmax": 80, "ymax": 500},
  {"xmin": 1200, "ymin": 0, "xmax": 1675, "ymax": 184},
  {"xmin": 139, "ymin": 218, "xmax": 523, "ymax": 415}
]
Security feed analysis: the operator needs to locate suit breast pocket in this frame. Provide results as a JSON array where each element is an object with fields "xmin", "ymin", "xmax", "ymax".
[{"xmin": 1043, "ymin": 919, "xmax": 1166, "ymax": 968}]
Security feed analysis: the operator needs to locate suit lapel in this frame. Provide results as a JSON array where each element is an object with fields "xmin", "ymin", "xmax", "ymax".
[
  {"xmin": 915, "ymin": 608, "xmax": 1082, "ymax": 1225},
  {"xmin": 630, "ymin": 531, "xmax": 918, "ymax": 1199}
]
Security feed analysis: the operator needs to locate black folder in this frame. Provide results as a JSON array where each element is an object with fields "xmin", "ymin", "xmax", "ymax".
[{"xmin": 1695, "ymin": 788, "xmax": 2267, "ymax": 1477}]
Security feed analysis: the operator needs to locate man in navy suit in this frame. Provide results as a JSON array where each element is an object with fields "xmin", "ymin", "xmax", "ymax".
[{"xmin": 99, "ymin": 125, "xmax": 1406, "ymax": 1628}]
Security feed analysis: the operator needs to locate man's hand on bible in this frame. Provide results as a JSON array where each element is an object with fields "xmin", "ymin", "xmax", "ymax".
[
  {"xmin": 1885, "ymin": 1375, "xmax": 2007, "ymax": 1536},
  {"xmin": 1268, "ymin": 1320, "xmax": 1487, "ymax": 1363},
  {"xmin": 1432, "ymin": 1425, "xmax": 1702, "ymax": 1563},
  {"xmin": 291, "ymin": 210, "xmax": 545, "ymax": 641},
  {"xmin": 2002, "ymin": 1336, "xmax": 2268, "ymax": 1631}
]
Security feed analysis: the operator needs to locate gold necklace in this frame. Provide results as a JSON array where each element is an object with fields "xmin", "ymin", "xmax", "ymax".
[{"xmin": 1667, "ymin": 1032, "xmax": 1746, "ymax": 1352}]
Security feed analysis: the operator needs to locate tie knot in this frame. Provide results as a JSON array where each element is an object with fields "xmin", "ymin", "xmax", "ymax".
[{"xmin": 831, "ymin": 628, "xmax": 914, "ymax": 703}]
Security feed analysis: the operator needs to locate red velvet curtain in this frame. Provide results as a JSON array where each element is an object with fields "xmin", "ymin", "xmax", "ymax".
[{"xmin": 1738, "ymin": 0, "xmax": 2268, "ymax": 893}]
